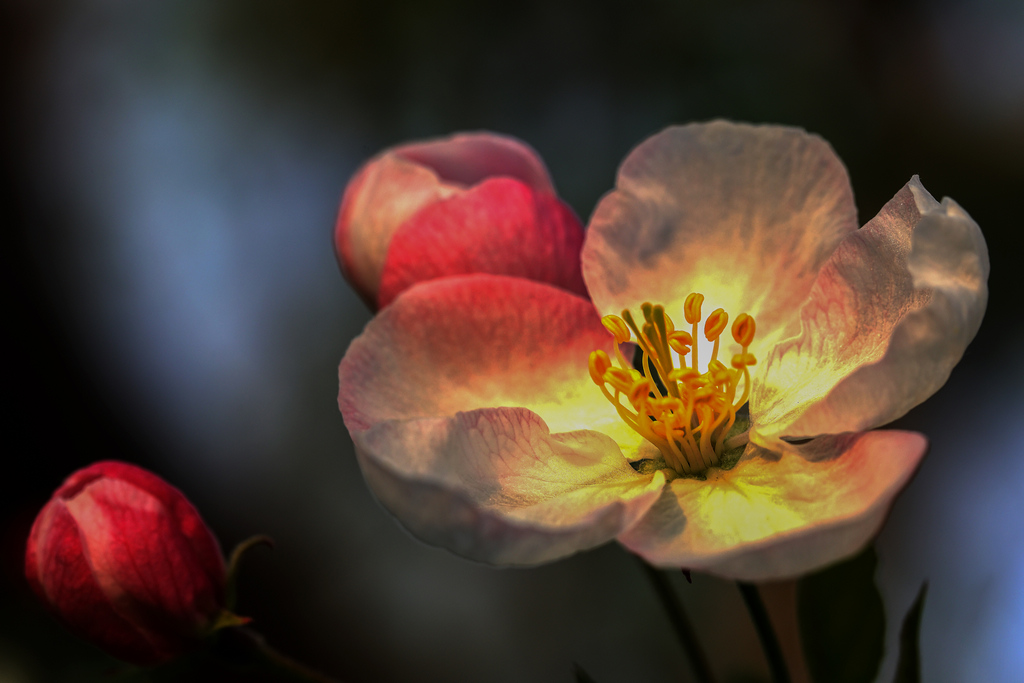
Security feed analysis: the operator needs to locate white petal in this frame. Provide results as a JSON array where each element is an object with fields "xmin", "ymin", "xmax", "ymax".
[
  {"xmin": 355, "ymin": 407, "xmax": 665, "ymax": 565},
  {"xmin": 618, "ymin": 431, "xmax": 927, "ymax": 580},
  {"xmin": 582, "ymin": 121, "xmax": 857, "ymax": 355},
  {"xmin": 752, "ymin": 177, "xmax": 989, "ymax": 442}
]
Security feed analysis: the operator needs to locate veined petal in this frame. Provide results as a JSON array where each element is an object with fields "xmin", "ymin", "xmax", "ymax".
[
  {"xmin": 27, "ymin": 500, "xmax": 179, "ymax": 665},
  {"xmin": 752, "ymin": 177, "xmax": 989, "ymax": 442},
  {"xmin": 339, "ymin": 274, "xmax": 649, "ymax": 459},
  {"xmin": 335, "ymin": 132, "xmax": 554, "ymax": 305},
  {"xmin": 355, "ymin": 407, "xmax": 665, "ymax": 565},
  {"xmin": 64, "ymin": 478, "xmax": 223, "ymax": 632},
  {"xmin": 582, "ymin": 121, "xmax": 857, "ymax": 355},
  {"xmin": 377, "ymin": 177, "xmax": 587, "ymax": 308},
  {"xmin": 618, "ymin": 431, "xmax": 927, "ymax": 580}
]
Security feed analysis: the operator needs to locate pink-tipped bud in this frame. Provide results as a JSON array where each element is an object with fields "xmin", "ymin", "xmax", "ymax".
[
  {"xmin": 25, "ymin": 461, "xmax": 228, "ymax": 666},
  {"xmin": 334, "ymin": 132, "xmax": 588, "ymax": 310}
]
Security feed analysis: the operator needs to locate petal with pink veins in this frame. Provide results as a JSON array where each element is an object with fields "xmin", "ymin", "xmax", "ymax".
[
  {"xmin": 751, "ymin": 177, "xmax": 989, "ymax": 443},
  {"xmin": 355, "ymin": 407, "xmax": 665, "ymax": 565},
  {"xmin": 617, "ymin": 430, "xmax": 928, "ymax": 581},
  {"xmin": 583, "ymin": 121, "xmax": 857, "ymax": 354},
  {"xmin": 377, "ymin": 177, "xmax": 587, "ymax": 308}
]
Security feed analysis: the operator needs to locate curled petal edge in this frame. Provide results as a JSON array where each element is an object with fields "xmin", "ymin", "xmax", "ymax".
[{"xmin": 752, "ymin": 177, "xmax": 988, "ymax": 444}]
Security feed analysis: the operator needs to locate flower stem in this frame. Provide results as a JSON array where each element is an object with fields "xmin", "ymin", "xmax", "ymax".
[
  {"xmin": 636, "ymin": 558, "xmax": 717, "ymax": 683},
  {"xmin": 235, "ymin": 627, "xmax": 343, "ymax": 683},
  {"xmin": 737, "ymin": 582, "xmax": 791, "ymax": 683}
]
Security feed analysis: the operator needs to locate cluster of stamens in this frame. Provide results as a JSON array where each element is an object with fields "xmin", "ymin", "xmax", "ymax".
[{"xmin": 588, "ymin": 293, "xmax": 757, "ymax": 475}]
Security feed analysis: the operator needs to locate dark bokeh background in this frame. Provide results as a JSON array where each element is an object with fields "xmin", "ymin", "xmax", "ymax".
[{"xmin": 3, "ymin": 1, "xmax": 1022, "ymax": 681}]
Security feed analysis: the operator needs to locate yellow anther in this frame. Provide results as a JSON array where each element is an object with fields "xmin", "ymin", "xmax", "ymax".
[
  {"xmin": 732, "ymin": 313, "xmax": 756, "ymax": 346},
  {"xmin": 668, "ymin": 367, "xmax": 701, "ymax": 383},
  {"xmin": 684, "ymin": 293, "xmax": 704, "ymax": 324},
  {"xmin": 589, "ymin": 297, "xmax": 756, "ymax": 476},
  {"xmin": 628, "ymin": 378, "xmax": 654, "ymax": 406},
  {"xmin": 601, "ymin": 315, "xmax": 631, "ymax": 344},
  {"xmin": 704, "ymin": 308, "xmax": 728, "ymax": 340},
  {"xmin": 731, "ymin": 352, "xmax": 757, "ymax": 368},
  {"xmin": 707, "ymin": 359, "xmax": 727, "ymax": 374},
  {"xmin": 652, "ymin": 396, "xmax": 683, "ymax": 413},
  {"xmin": 668, "ymin": 331, "xmax": 693, "ymax": 355},
  {"xmin": 711, "ymin": 368, "xmax": 733, "ymax": 384},
  {"xmin": 588, "ymin": 350, "xmax": 612, "ymax": 385},
  {"xmin": 604, "ymin": 367, "xmax": 636, "ymax": 393},
  {"xmin": 694, "ymin": 386, "xmax": 717, "ymax": 401}
]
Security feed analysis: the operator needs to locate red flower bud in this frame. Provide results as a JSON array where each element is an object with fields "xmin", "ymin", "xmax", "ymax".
[
  {"xmin": 25, "ymin": 461, "xmax": 227, "ymax": 666},
  {"xmin": 334, "ymin": 131, "xmax": 588, "ymax": 310}
]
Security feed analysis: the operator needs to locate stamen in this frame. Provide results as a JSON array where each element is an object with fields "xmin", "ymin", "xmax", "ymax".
[
  {"xmin": 589, "ymin": 350, "xmax": 612, "ymax": 385},
  {"xmin": 602, "ymin": 315, "xmax": 631, "ymax": 344},
  {"xmin": 683, "ymin": 293, "xmax": 704, "ymax": 324},
  {"xmin": 732, "ymin": 313, "xmax": 755, "ymax": 347},
  {"xmin": 684, "ymin": 293, "xmax": 703, "ymax": 372},
  {"xmin": 704, "ymin": 308, "xmax": 728, "ymax": 341},
  {"xmin": 589, "ymin": 293, "xmax": 757, "ymax": 476}
]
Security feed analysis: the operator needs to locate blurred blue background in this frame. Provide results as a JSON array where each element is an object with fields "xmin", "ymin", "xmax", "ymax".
[{"xmin": 3, "ymin": 1, "xmax": 1022, "ymax": 681}]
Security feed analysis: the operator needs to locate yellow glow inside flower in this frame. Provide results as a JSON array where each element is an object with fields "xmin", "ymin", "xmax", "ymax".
[{"xmin": 589, "ymin": 294, "xmax": 757, "ymax": 475}]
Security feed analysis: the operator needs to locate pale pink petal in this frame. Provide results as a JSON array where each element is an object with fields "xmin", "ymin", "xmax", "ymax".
[
  {"xmin": 751, "ymin": 177, "xmax": 988, "ymax": 442},
  {"xmin": 394, "ymin": 133, "xmax": 553, "ymax": 192},
  {"xmin": 618, "ymin": 431, "xmax": 927, "ymax": 580},
  {"xmin": 377, "ymin": 177, "xmax": 587, "ymax": 308},
  {"xmin": 335, "ymin": 132, "xmax": 553, "ymax": 305},
  {"xmin": 354, "ymin": 407, "xmax": 665, "ymax": 565},
  {"xmin": 339, "ymin": 274, "xmax": 650, "ymax": 459},
  {"xmin": 582, "ymin": 121, "xmax": 857, "ymax": 357}
]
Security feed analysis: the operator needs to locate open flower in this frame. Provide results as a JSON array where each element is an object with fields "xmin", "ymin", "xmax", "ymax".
[
  {"xmin": 338, "ymin": 121, "xmax": 988, "ymax": 580},
  {"xmin": 334, "ymin": 131, "xmax": 587, "ymax": 310}
]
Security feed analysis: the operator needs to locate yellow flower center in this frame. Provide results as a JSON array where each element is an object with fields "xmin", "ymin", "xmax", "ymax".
[{"xmin": 588, "ymin": 293, "xmax": 757, "ymax": 475}]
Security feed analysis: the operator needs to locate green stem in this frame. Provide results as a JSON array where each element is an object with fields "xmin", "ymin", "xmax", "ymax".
[
  {"xmin": 636, "ymin": 558, "xmax": 717, "ymax": 683},
  {"xmin": 238, "ymin": 627, "xmax": 342, "ymax": 683},
  {"xmin": 225, "ymin": 535, "xmax": 274, "ymax": 611},
  {"xmin": 737, "ymin": 582, "xmax": 790, "ymax": 683}
]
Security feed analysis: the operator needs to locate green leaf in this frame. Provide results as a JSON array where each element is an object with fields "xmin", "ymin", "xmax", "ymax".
[
  {"xmin": 892, "ymin": 583, "xmax": 928, "ymax": 683},
  {"xmin": 797, "ymin": 545, "xmax": 886, "ymax": 683},
  {"xmin": 572, "ymin": 662, "xmax": 598, "ymax": 683}
]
